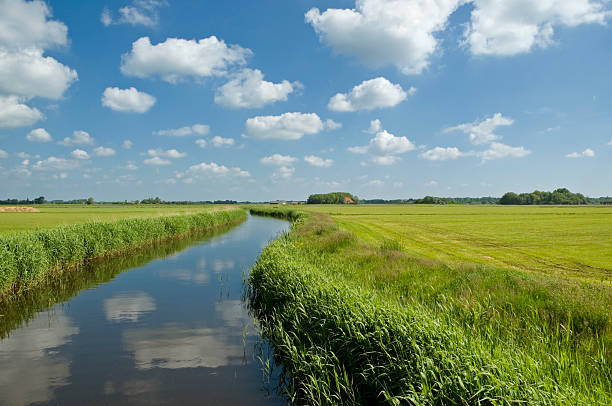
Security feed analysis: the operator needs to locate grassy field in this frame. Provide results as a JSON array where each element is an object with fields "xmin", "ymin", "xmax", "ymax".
[
  {"xmin": 0, "ymin": 204, "xmax": 223, "ymax": 234},
  {"xmin": 248, "ymin": 206, "xmax": 611, "ymax": 404},
  {"xmin": 301, "ymin": 204, "xmax": 612, "ymax": 284}
]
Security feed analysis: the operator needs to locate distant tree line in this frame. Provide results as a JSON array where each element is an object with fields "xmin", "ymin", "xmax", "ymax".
[
  {"xmin": 589, "ymin": 197, "xmax": 612, "ymax": 205},
  {"xmin": 499, "ymin": 188, "xmax": 590, "ymax": 205},
  {"xmin": 361, "ymin": 199, "xmax": 414, "ymax": 204},
  {"xmin": 361, "ymin": 197, "xmax": 499, "ymax": 205},
  {"xmin": 307, "ymin": 192, "xmax": 358, "ymax": 204},
  {"xmin": 0, "ymin": 196, "xmax": 46, "ymax": 205},
  {"xmin": 138, "ymin": 197, "xmax": 238, "ymax": 205}
]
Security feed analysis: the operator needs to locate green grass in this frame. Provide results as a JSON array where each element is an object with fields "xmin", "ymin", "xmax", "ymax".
[
  {"xmin": 0, "ymin": 204, "xmax": 224, "ymax": 234},
  {"xmin": 0, "ymin": 208, "xmax": 246, "ymax": 296},
  {"xmin": 248, "ymin": 207, "xmax": 611, "ymax": 405},
  {"xmin": 301, "ymin": 204, "xmax": 612, "ymax": 284}
]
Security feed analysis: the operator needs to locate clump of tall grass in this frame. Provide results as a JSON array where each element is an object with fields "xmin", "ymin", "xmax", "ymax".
[
  {"xmin": 0, "ymin": 209, "xmax": 246, "ymax": 296},
  {"xmin": 248, "ymin": 206, "xmax": 304, "ymax": 222},
  {"xmin": 248, "ymin": 208, "xmax": 611, "ymax": 405}
]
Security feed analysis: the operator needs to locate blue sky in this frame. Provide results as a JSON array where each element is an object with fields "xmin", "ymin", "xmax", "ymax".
[{"xmin": 0, "ymin": 0, "xmax": 611, "ymax": 201}]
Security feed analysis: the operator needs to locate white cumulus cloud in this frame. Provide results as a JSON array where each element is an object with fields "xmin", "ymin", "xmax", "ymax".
[
  {"xmin": 366, "ymin": 119, "xmax": 382, "ymax": 134},
  {"xmin": 93, "ymin": 146, "xmax": 116, "ymax": 157},
  {"xmin": 120, "ymin": 36, "xmax": 251, "ymax": 83},
  {"xmin": 215, "ymin": 68, "xmax": 300, "ymax": 108},
  {"xmin": 324, "ymin": 119, "xmax": 342, "ymax": 130},
  {"xmin": 349, "ymin": 121, "xmax": 415, "ymax": 165},
  {"xmin": 0, "ymin": 48, "xmax": 77, "ymax": 100},
  {"xmin": 260, "ymin": 154, "xmax": 297, "ymax": 166},
  {"xmin": 32, "ymin": 156, "xmax": 79, "ymax": 171},
  {"xmin": 186, "ymin": 162, "xmax": 250, "ymax": 178},
  {"xmin": 123, "ymin": 140, "xmax": 133, "ymax": 149},
  {"xmin": 272, "ymin": 166, "xmax": 295, "ymax": 181},
  {"xmin": 304, "ymin": 155, "xmax": 333, "ymax": 167},
  {"xmin": 0, "ymin": 0, "xmax": 77, "ymax": 120},
  {"xmin": 444, "ymin": 113, "xmax": 514, "ymax": 145},
  {"xmin": 328, "ymin": 77, "xmax": 409, "ymax": 112},
  {"xmin": 59, "ymin": 130, "xmax": 94, "ymax": 146},
  {"xmin": 0, "ymin": 149, "xmax": 7, "ymax": 158},
  {"xmin": 102, "ymin": 87, "xmax": 156, "ymax": 113},
  {"xmin": 195, "ymin": 139, "xmax": 207, "ymax": 148},
  {"xmin": 566, "ymin": 148, "xmax": 595, "ymax": 158},
  {"xmin": 26, "ymin": 127, "xmax": 52, "ymax": 142},
  {"xmin": 465, "ymin": 0, "xmax": 610, "ymax": 56},
  {"xmin": 0, "ymin": 0, "xmax": 68, "ymax": 50},
  {"xmin": 479, "ymin": 142, "xmax": 531, "ymax": 161},
  {"xmin": 101, "ymin": 0, "xmax": 167, "ymax": 27},
  {"xmin": 70, "ymin": 149, "xmax": 90, "ymax": 160},
  {"xmin": 0, "ymin": 95, "xmax": 43, "ymax": 127},
  {"xmin": 420, "ymin": 146, "xmax": 467, "ymax": 161},
  {"xmin": 244, "ymin": 112, "xmax": 324, "ymax": 140},
  {"xmin": 306, "ymin": 0, "xmax": 462, "ymax": 74},
  {"xmin": 210, "ymin": 136, "xmax": 235, "ymax": 148},
  {"xmin": 143, "ymin": 156, "xmax": 171, "ymax": 166},
  {"xmin": 154, "ymin": 124, "xmax": 210, "ymax": 136},
  {"xmin": 147, "ymin": 148, "xmax": 186, "ymax": 158},
  {"xmin": 16, "ymin": 152, "xmax": 38, "ymax": 159}
]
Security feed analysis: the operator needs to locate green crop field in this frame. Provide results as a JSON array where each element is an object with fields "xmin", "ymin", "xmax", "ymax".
[
  {"xmin": 302, "ymin": 204, "xmax": 612, "ymax": 284},
  {"xmin": 0, "ymin": 204, "xmax": 224, "ymax": 234}
]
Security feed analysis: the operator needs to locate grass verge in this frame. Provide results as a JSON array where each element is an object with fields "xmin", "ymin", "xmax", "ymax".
[
  {"xmin": 248, "ymin": 207, "xmax": 611, "ymax": 405},
  {"xmin": 0, "ymin": 208, "xmax": 246, "ymax": 297}
]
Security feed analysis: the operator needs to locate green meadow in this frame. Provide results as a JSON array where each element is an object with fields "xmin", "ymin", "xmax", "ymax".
[
  {"xmin": 0, "ymin": 204, "xmax": 221, "ymax": 234},
  {"xmin": 248, "ymin": 205, "xmax": 612, "ymax": 404},
  {"xmin": 302, "ymin": 204, "xmax": 612, "ymax": 284}
]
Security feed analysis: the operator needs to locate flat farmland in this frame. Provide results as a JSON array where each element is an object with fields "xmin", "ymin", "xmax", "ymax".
[
  {"xmin": 303, "ymin": 205, "xmax": 612, "ymax": 283},
  {"xmin": 0, "ymin": 205, "xmax": 223, "ymax": 234}
]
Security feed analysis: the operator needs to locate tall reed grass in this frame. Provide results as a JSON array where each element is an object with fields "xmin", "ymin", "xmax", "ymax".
[
  {"xmin": 248, "ymin": 207, "xmax": 611, "ymax": 405},
  {"xmin": 0, "ymin": 209, "xmax": 246, "ymax": 295},
  {"xmin": 0, "ymin": 222, "xmax": 238, "ymax": 338}
]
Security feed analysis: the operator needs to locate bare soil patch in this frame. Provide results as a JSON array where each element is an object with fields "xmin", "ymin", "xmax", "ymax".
[{"xmin": 0, "ymin": 207, "xmax": 40, "ymax": 213}]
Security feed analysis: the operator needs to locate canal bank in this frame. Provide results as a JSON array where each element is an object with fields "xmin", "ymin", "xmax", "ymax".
[{"xmin": 0, "ymin": 214, "xmax": 289, "ymax": 405}]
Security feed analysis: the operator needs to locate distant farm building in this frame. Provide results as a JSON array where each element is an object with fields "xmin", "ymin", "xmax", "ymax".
[{"xmin": 344, "ymin": 197, "xmax": 355, "ymax": 204}]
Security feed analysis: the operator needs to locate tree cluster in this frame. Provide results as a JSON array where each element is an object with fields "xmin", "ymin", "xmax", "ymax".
[
  {"xmin": 499, "ymin": 188, "xmax": 588, "ymax": 205},
  {"xmin": 307, "ymin": 192, "xmax": 358, "ymax": 204},
  {"xmin": 140, "ymin": 197, "xmax": 164, "ymax": 204},
  {"xmin": 414, "ymin": 196, "xmax": 456, "ymax": 205}
]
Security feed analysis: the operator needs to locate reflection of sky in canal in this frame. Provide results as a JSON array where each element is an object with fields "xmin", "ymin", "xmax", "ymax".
[
  {"xmin": 104, "ymin": 292, "xmax": 156, "ymax": 322},
  {"xmin": 0, "ymin": 311, "xmax": 78, "ymax": 405},
  {"xmin": 0, "ymin": 215, "xmax": 289, "ymax": 405}
]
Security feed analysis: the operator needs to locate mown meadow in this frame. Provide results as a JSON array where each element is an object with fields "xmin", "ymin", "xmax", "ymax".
[
  {"xmin": 302, "ymin": 204, "xmax": 612, "ymax": 283},
  {"xmin": 248, "ymin": 205, "xmax": 611, "ymax": 404}
]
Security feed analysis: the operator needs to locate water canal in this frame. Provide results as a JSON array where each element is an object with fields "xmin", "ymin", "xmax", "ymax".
[{"xmin": 0, "ymin": 215, "xmax": 289, "ymax": 405}]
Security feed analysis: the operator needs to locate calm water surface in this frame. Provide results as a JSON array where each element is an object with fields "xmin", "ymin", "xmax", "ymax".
[{"xmin": 0, "ymin": 215, "xmax": 289, "ymax": 405}]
